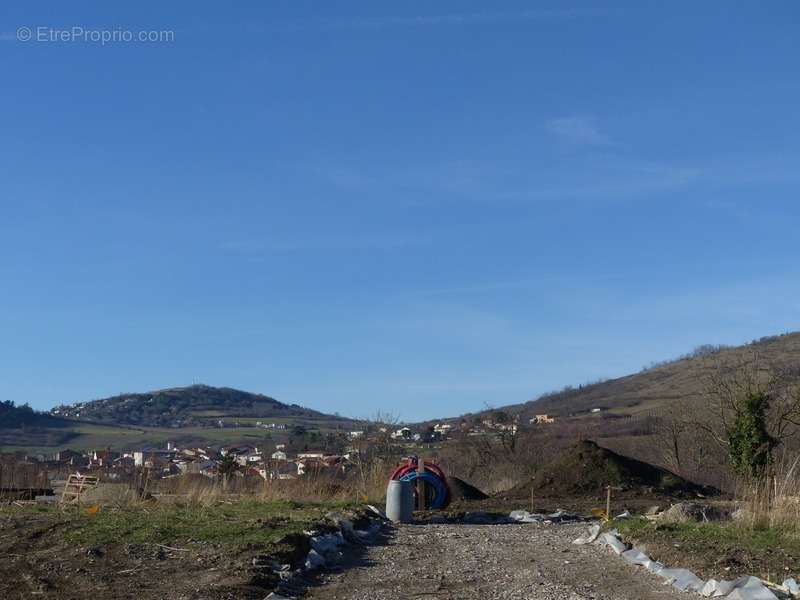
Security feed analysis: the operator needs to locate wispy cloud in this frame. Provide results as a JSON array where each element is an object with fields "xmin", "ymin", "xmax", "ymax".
[{"xmin": 545, "ymin": 115, "xmax": 614, "ymax": 147}]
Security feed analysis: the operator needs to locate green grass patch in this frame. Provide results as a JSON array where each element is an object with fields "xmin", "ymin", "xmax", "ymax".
[
  {"xmin": 615, "ymin": 517, "xmax": 800, "ymax": 555},
  {"xmin": 60, "ymin": 500, "xmax": 349, "ymax": 549}
]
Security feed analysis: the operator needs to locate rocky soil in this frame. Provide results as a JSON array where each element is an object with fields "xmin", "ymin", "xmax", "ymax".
[{"xmin": 306, "ymin": 521, "xmax": 686, "ymax": 600}]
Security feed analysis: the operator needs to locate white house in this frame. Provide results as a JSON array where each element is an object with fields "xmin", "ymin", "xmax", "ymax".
[
  {"xmin": 297, "ymin": 451, "xmax": 326, "ymax": 460},
  {"xmin": 391, "ymin": 427, "xmax": 412, "ymax": 440}
]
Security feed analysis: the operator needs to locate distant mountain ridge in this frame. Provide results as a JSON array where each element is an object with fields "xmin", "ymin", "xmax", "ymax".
[{"xmin": 50, "ymin": 384, "xmax": 337, "ymax": 428}]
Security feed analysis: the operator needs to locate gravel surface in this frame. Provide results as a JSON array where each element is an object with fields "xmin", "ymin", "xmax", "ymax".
[{"xmin": 306, "ymin": 522, "xmax": 686, "ymax": 600}]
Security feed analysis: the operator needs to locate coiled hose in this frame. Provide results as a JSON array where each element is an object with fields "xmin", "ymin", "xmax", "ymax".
[{"xmin": 389, "ymin": 456, "xmax": 451, "ymax": 509}]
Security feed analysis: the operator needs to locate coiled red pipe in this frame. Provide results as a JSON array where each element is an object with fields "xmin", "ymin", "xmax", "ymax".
[{"xmin": 389, "ymin": 456, "xmax": 451, "ymax": 508}]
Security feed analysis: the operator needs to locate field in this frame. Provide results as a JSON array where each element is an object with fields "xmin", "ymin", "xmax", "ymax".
[
  {"xmin": 0, "ymin": 417, "xmax": 353, "ymax": 454},
  {"xmin": 0, "ymin": 498, "xmax": 366, "ymax": 600}
]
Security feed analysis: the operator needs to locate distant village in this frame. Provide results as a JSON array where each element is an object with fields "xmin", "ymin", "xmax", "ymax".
[{"xmin": 0, "ymin": 414, "xmax": 568, "ymax": 486}]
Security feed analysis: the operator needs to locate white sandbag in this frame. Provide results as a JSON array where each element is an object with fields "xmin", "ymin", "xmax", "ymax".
[
  {"xmin": 621, "ymin": 548, "xmax": 650, "ymax": 565},
  {"xmin": 723, "ymin": 576, "xmax": 778, "ymax": 600},
  {"xmin": 509, "ymin": 510, "xmax": 549, "ymax": 523},
  {"xmin": 782, "ymin": 578, "xmax": 800, "ymax": 595},
  {"xmin": 658, "ymin": 568, "xmax": 705, "ymax": 592},
  {"xmin": 510, "ymin": 509, "xmax": 580, "ymax": 523},
  {"xmin": 573, "ymin": 524, "xmax": 601, "ymax": 545},
  {"xmin": 620, "ymin": 547, "xmax": 664, "ymax": 574},
  {"xmin": 700, "ymin": 575, "xmax": 777, "ymax": 599},
  {"xmin": 702, "ymin": 577, "xmax": 748, "ymax": 597},
  {"xmin": 726, "ymin": 587, "xmax": 778, "ymax": 600},
  {"xmin": 597, "ymin": 531, "xmax": 628, "ymax": 555},
  {"xmin": 701, "ymin": 578, "xmax": 734, "ymax": 597}
]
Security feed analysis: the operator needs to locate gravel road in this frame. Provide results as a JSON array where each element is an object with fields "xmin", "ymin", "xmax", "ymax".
[{"xmin": 306, "ymin": 522, "xmax": 685, "ymax": 600}]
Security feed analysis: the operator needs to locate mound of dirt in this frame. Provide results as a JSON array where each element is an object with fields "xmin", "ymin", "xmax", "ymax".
[
  {"xmin": 512, "ymin": 440, "xmax": 714, "ymax": 498},
  {"xmin": 447, "ymin": 477, "xmax": 489, "ymax": 501}
]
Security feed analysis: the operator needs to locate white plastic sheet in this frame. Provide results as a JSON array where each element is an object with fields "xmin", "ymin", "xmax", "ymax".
[
  {"xmin": 726, "ymin": 586, "xmax": 778, "ymax": 600},
  {"xmin": 700, "ymin": 576, "xmax": 773, "ymax": 597},
  {"xmin": 621, "ymin": 548, "xmax": 664, "ymax": 574},
  {"xmin": 509, "ymin": 509, "xmax": 582, "ymax": 524},
  {"xmin": 720, "ymin": 576, "xmax": 778, "ymax": 600},
  {"xmin": 510, "ymin": 510, "xmax": 545, "ymax": 522},
  {"xmin": 658, "ymin": 568, "xmax": 705, "ymax": 592},
  {"xmin": 579, "ymin": 526, "xmax": 783, "ymax": 600},
  {"xmin": 783, "ymin": 577, "xmax": 800, "ymax": 595},
  {"xmin": 597, "ymin": 531, "xmax": 627, "ymax": 555},
  {"xmin": 572, "ymin": 524, "xmax": 601, "ymax": 545}
]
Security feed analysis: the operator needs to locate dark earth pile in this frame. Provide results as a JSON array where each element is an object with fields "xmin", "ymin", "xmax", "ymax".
[
  {"xmin": 512, "ymin": 440, "xmax": 714, "ymax": 498},
  {"xmin": 447, "ymin": 476, "xmax": 489, "ymax": 501}
]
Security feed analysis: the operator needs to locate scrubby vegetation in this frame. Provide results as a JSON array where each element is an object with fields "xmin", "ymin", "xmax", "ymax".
[
  {"xmin": 479, "ymin": 331, "xmax": 800, "ymax": 420},
  {"xmin": 50, "ymin": 384, "xmax": 346, "ymax": 428},
  {"xmin": 0, "ymin": 401, "xmax": 79, "ymax": 447}
]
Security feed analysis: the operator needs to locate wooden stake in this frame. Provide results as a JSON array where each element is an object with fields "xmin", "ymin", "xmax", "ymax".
[
  {"xmin": 606, "ymin": 485, "xmax": 611, "ymax": 520},
  {"xmin": 417, "ymin": 457, "xmax": 426, "ymax": 511}
]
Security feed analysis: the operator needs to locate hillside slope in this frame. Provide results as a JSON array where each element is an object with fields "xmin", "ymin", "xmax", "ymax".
[
  {"xmin": 50, "ymin": 384, "xmax": 340, "ymax": 428},
  {"xmin": 499, "ymin": 332, "xmax": 800, "ymax": 420},
  {"xmin": 0, "ymin": 401, "xmax": 85, "ymax": 447}
]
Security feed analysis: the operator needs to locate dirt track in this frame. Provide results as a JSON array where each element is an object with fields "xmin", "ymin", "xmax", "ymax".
[{"xmin": 307, "ymin": 522, "xmax": 685, "ymax": 600}]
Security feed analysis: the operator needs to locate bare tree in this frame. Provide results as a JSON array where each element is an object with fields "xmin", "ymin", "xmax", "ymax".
[
  {"xmin": 693, "ymin": 352, "xmax": 800, "ymax": 477},
  {"xmin": 654, "ymin": 406, "xmax": 690, "ymax": 475}
]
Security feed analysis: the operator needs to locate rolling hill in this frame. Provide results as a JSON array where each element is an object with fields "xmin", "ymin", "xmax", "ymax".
[
  {"xmin": 466, "ymin": 331, "xmax": 800, "ymax": 422},
  {"xmin": 0, "ymin": 401, "xmax": 84, "ymax": 447},
  {"xmin": 49, "ymin": 384, "xmax": 338, "ymax": 428},
  {"xmin": 1, "ymin": 385, "xmax": 358, "ymax": 452}
]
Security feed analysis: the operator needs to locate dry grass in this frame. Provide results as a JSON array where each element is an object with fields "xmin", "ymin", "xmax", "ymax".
[
  {"xmin": 133, "ymin": 466, "xmax": 388, "ymax": 508},
  {"xmin": 737, "ymin": 454, "xmax": 800, "ymax": 530}
]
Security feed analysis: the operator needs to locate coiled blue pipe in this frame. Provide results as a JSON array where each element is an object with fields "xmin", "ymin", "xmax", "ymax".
[{"xmin": 398, "ymin": 469, "xmax": 448, "ymax": 509}]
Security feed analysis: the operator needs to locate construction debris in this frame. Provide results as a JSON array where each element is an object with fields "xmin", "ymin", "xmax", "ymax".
[
  {"xmin": 60, "ymin": 473, "xmax": 99, "ymax": 505},
  {"xmin": 509, "ymin": 509, "xmax": 583, "ymax": 524}
]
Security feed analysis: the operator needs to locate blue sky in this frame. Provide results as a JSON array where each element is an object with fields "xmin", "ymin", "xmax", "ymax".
[{"xmin": 2, "ymin": 2, "xmax": 800, "ymax": 420}]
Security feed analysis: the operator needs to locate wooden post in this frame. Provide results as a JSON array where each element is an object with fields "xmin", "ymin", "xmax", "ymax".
[
  {"xmin": 417, "ymin": 457, "xmax": 425, "ymax": 511},
  {"xmin": 606, "ymin": 485, "xmax": 611, "ymax": 520}
]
